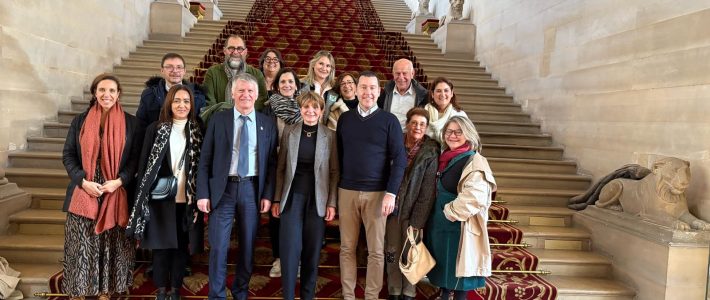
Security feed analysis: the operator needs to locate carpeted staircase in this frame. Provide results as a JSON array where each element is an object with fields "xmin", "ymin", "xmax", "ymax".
[{"xmin": 1, "ymin": 0, "xmax": 635, "ymax": 299}]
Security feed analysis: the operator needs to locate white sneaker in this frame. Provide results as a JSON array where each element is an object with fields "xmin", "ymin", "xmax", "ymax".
[
  {"xmin": 269, "ymin": 258, "xmax": 281, "ymax": 278},
  {"xmin": 297, "ymin": 264, "xmax": 301, "ymax": 278}
]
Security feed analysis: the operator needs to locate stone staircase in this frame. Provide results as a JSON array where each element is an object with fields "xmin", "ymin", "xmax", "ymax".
[
  {"xmin": 370, "ymin": 0, "xmax": 412, "ymax": 32},
  {"xmin": 218, "ymin": 0, "xmax": 255, "ymax": 21},
  {"xmin": 398, "ymin": 30, "xmax": 636, "ymax": 299}
]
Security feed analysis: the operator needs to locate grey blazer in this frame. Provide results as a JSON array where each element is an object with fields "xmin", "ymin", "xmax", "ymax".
[{"xmin": 274, "ymin": 122, "xmax": 339, "ymax": 216}]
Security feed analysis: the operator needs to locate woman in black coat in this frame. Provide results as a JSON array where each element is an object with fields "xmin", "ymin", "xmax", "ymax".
[{"xmin": 126, "ymin": 85, "xmax": 204, "ymax": 300}]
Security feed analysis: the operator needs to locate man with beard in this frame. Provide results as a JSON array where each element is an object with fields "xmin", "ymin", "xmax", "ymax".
[
  {"xmin": 376, "ymin": 58, "xmax": 428, "ymax": 129},
  {"xmin": 136, "ymin": 52, "xmax": 206, "ymax": 126},
  {"xmin": 202, "ymin": 35, "xmax": 268, "ymax": 120}
]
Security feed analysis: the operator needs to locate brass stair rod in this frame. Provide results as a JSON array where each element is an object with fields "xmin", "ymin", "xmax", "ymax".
[
  {"xmin": 490, "ymin": 243, "xmax": 531, "ymax": 247},
  {"xmin": 34, "ymin": 293, "xmax": 342, "ymax": 300},
  {"xmin": 492, "ymin": 270, "xmax": 551, "ymax": 275},
  {"xmin": 489, "ymin": 219, "xmax": 519, "ymax": 224},
  {"xmin": 492, "ymin": 200, "xmax": 506, "ymax": 204}
]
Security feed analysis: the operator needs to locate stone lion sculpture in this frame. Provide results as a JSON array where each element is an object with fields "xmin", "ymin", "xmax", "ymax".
[{"xmin": 596, "ymin": 157, "xmax": 710, "ymax": 231}]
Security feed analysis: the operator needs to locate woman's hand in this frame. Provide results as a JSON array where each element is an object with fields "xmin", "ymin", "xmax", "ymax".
[
  {"xmin": 271, "ymin": 203, "xmax": 281, "ymax": 218},
  {"xmin": 100, "ymin": 178, "xmax": 123, "ymax": 194},
  {"xmin": 325, "ymin": 206, "xmax": 336, "ymax": 221},
  {"xmin": 81, "ymin": 179, "xmax": 103, "ymax": 197}
]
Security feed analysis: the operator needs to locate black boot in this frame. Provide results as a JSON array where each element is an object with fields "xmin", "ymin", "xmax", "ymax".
[
  {"xmin": 155, "ymin": 288, "xmax": 167, "ymax": 300},
  {"xmin": 169, "ymin": 288, "xmax": 181, "ymax": 300},
  {"xmin": 402, "ymin": 296, "xmax": 415, "ymax": 300},
  {"xmin": 388, "ymin": 296, "xmax": 402, "ymax": 300}
]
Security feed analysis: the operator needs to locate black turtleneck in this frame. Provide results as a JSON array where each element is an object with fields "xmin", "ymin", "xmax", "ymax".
[
  {"xmin": 343, "ymin": 97, "xmax": 359, "ymax": 110},
  {"xmin": 292, "ymin": 123, "xmax": 318, "ymax": 195}
]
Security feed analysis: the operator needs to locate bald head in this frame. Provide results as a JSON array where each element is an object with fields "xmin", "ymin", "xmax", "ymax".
[{"xmin": 392, "ymin": 58, "xmax": 415, "ymax": 94}]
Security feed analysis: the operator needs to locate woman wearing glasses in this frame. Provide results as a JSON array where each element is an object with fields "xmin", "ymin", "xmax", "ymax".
[
  {"xmin": 258, "ymin": 48, "xmax": 285, "ymax": 98},
  {"xmin": 322, "ymin": 71, "xmax": 358, "ymax": 130},
  {"xmin": 425, "ymin": 116, "xmax": 496, "ymax": 300},
  {"xmin": 424, "ymin": 77, "xmax": 468, "ymax": 142}
]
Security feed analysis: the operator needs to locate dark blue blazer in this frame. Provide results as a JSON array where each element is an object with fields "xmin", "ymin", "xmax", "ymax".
[{"xmin": 196, "ymin": 107, "xmax": 278, "ymax": 209}]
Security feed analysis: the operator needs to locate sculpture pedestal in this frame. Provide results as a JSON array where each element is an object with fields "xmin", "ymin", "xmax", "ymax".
[
  {"xmin": 575, "ymin": 206, "xmax": 710, "ymax": 299},
  {"xmin": 199, "ymin": 0, "xmax": 222, "ymax": 20},
  {"xmin": 430, "ymin": 20, "xmax": 475, "ymax": 57},
  {"xmin": 150, "ymin": 0, "xmax": 198, "ymax": 41},
  {"xmin": 407, "ymin": 14, "xmax": 434, "ymax": 34},
  {"xmin": 0, "ymin": 177, "xmax": 31, "ymax": 235}
]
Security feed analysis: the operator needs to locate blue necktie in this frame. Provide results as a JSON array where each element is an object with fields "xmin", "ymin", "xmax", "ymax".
[{"xmin": 237, "ymin": 115, "xmax": 249, "ymax": 177}]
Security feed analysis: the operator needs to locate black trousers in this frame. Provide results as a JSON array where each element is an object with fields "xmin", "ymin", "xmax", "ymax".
[
  {"xmin": 279, "ymin": 192, "xmax": 325, "ymax": 300},
  {"xmin": 152, "ymin": 203, "xmax": 189, "ymax": 289}
]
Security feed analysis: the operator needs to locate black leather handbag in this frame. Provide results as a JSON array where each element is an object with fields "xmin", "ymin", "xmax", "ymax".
[{"xmin": 150, "ymin": 147, "xmax": 187, "ymax": 201}]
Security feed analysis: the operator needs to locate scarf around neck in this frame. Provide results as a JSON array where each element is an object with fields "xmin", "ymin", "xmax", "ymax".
[
  {"xmin": 126, "ymin": 120, "xmax": 203, "ymax": 240},
  {"xmin": 438, "ymin": 142, "xmax": 472, "ymax": 172},
  {"xmin": 68, "ymin": 102, "xmax": 127, "ymax": 234},
  {"xmin": 223, "ymin": 60, "xmax": 245, "ymax": 104},
  {"xmin": 267, "ymin": 93, "xmax": 303, "ymax": 125}
]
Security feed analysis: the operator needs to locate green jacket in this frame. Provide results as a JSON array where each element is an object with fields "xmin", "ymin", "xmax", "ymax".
[{"xmin": 202, "ymin": 63, "xmax": 267, "ymax": 111}]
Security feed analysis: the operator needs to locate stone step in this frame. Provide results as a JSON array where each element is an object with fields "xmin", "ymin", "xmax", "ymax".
[
  {"xmin": 411, "ymin": 48, "xmax": 443, "ymax": 55},
  {"xmin": 483, "ymin": 144, "xmax": 564, "ymax": 160},
  {"xmin": 506, "ymin": 205, "xmax": 575, "ymax": 227},
  {"xmin": 488, "ymin": 157, "xmax": 577, "ymax": 174},
  {"xmin": 451, "ymin": 85, "xmax": 507, "ymax": 95},
  {"xmin": 23, "ymin": 187, "xmax": 66, "ymax": 210},
  {"xmin": 142, "ymin": 40, "xmax": 212, "ymax": 50},
  {"xmin": 128, "ymin": 52, "xmax": 206, "ymax": 62},
  {"xmin": 495, "ymin": 172, "xmax": 591, "ymax": 190},
  {"xmin": 13, "ymin": 263, "xmax": 63, "ymax": 299},
  {"xmin": 27, "ymin": 137, "xmax": 65, "ymax": 152},
  {"xmin": 0, "ymin": 234, "xmax": 64, "ymax": 264},
  {"xmin": 8, "ymin": 151, "xmax": 64, "ymax": 169},
  {"xmin": 550, "ymin": 276, "xmax": 635, "ymax": 300},
  {"xmin": 431, "ymin": 77, "xmax": 499, "ymax": 87},
  {"xmin": 422, "ymin": 66, "xmax": 487, "ymax": 76},
  {"xmin": 532, "ymin": 249, "xmax": 611, "ymax": 277},
  {"xmin": 480, "ymin": 132, "xmax": 552, "ymax": 147},
  {"xmin": 5, "ymin": 168, "xmax": 69, "ymax": 189},
  {"xmin": 475, "ymin": 120, "xmax": 540, "ymax": 134},
  {"xmin": 519, "ymin": 225, "xmax": 591, "ymax": 250},
  {"xmin": 117, "ymin": 60, "xmax": 199, "ymax": 70},
  {"xmin": 135, "ymin": 45, "xmax": 208, "ymax": 55},
  {"xmin": 10, "ymin": 209, "xmax": 66, "ymax": 235},
  {"xmin": 425, "ymin": 71, "xmax": 492, "ymax": 80},
  {"xmin": 496, "ymin": 187, "xmax": 583, "ymax": 207},
  {"xmin": 42, "ymin": 122, "xmax": 70, "ymax": 139},
  {"xmin": 450, "ymin": 92, "xmax": 513, "ymax": 103},
  {"xmin": 469, "ymin": 111, "xmax": 531, "ymax": 123},
  {"xmin": 459, "ymin": 101, "xmax": 521, "ymax": 113}
]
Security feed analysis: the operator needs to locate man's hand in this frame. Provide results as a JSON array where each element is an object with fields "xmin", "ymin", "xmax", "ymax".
[
  {"xmin": 271, "ymin": 203, "xmax": 281, "ymax": 218},
  {"xmin": 260, "ymin": 198, "xmax": 271, "ymax": 213},
  {"xmin": 325, "ymin": 206, "xmax": 336, "ymax": 221},
  {"xmin": 99, "ymin": 178, "xmax": 122, "ymax": 194},
  {"xmin": 197, "ymin": 199, "xmax": 211, "ymax": 213},
  {"xmin": 82, "ymin": 179, "xmax": 103, "ymax": 198},
  {"xmin": 381, "ymin": 193, "xmax": 396, "ymax": 216}
]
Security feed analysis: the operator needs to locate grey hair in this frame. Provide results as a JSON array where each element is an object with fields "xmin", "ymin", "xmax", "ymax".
[
  {"xmin": 441, "ymin": 116, "xmax": 481, "ymax": 152},
  {"xmin": 232, "ymin": 73, "xmax": 259, "ymax": 92}
]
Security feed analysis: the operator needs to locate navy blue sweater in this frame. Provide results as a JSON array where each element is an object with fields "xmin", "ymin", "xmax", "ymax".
[{"xmin": 336, "ymin": 109, "xmax": 406, "ymax": 194}]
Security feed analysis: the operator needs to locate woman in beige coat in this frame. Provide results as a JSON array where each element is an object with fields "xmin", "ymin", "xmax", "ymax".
[{"xmin": 425, "ymin": 116, "xmax": 496, "ymax": 300}]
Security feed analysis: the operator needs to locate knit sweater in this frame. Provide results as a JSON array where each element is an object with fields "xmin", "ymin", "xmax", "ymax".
[
  {"xmin": 201, "ymin": 63, "xmax": 268, "ymax": 111},
  {"xmin": 336, "ymin": 109, "xmax": 406, "ymax": 194}
]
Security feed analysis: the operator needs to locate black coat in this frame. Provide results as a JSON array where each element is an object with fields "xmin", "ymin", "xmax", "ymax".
[
  {"xmin": 396, "ymin": 136, "xmax": 440, "ymax": 229},
  {"xmin": 135, "ymin": 121, "xmax": 204, "ymax": 253},
  {"xmin": 62, "ymin": 111, "xmax": 144, "ymax": 212},
  {"xmin": 136, "ymin": 76, "xmax": 207, "ymax": 127}
]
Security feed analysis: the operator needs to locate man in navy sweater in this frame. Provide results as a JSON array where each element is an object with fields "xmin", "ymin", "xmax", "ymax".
[{"xmin": 336, "ymin": 71, "xmax": 407, "ymax": 300}]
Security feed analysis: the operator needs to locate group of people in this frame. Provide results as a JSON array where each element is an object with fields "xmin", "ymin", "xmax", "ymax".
[{"xmin": 60, "ymin": 34, "xmax": 496, "ymax": 300}]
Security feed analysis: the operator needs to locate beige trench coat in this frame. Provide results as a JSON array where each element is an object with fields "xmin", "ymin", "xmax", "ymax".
[{"xmin": 443, "ymin": 152, "xmax": 497, "ymax": 277}]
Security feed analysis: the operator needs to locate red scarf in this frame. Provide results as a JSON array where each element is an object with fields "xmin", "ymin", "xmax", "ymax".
[
  {"xmin": 438, "ymin": 142, "xmax": 471, "ymax": 172},
  {"xmin": 68, "ymin": 102, "xmax": 127, "ymax": 234}
]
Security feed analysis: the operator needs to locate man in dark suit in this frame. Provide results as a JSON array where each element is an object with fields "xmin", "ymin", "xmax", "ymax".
[{"xmin": 196, "ymin": 73, "xmax": 278, "ymax": 300}]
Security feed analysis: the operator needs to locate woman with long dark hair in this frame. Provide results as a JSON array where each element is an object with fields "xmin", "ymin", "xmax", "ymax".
[
  {"xmin": 62, "ymin": 73, "xmax": 143, "ymax": 300},
  {"xmin": 126, "ymin": 85, "xmax": 204, "ymax": 300}
]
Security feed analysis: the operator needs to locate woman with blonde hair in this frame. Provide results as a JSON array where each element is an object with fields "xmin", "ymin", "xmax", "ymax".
[
  {"xmin": 62, "ymin": 73, "xmax": 143, "ymax": 300},
  {"xmin": 425, "ymin": 116, "xmax": 495, "ymax": 300},
  {"xmin": 302, "ymin": 50, "xmax": 336, "ymax": 100}
]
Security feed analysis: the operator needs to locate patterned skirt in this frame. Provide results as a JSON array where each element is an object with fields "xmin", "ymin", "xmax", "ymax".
[{"xmin": 62, "ymin": 162, "xmax": 135, "ymax": 297}]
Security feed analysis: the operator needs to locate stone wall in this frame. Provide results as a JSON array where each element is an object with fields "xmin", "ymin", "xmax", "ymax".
[
  {"xmin": 0, "ymin": 0, "xmax": 152, "ymax": 167},
  {"xmin": 468, "ymin": 1, "xmax": 710, "ymax": 220}
]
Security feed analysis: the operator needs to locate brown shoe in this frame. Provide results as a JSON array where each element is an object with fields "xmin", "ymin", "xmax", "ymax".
[{"xmin": 98, "ymin": 293, "xmax": 110, "ymax": 300}]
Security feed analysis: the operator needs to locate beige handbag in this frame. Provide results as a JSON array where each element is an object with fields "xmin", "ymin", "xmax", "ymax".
[{"xmin": 399, "ymin": 226, "xmax": 436, "ymax": 285}]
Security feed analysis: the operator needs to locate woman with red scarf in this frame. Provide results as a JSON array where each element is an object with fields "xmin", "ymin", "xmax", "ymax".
[
  {"xmin": 61, "ymin": 73, "xmax": 143, "ymax": 300},
  {"xmin": 425, "ymin": 116, "xmax": 497, "ymax": 300}
]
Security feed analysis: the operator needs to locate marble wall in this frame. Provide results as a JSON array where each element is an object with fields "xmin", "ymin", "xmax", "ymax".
[
  {"xmin": 465, "ymin": 0, "xmax": 710, "ymax": 221},
  {"xmin": 0, "ymin": 0, "xmax": 152, "ymax": 167}
]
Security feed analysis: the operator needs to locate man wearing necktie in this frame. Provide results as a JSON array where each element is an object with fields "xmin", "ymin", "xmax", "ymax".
[{"xmin": 196, "ymin": 73, "xmax": 278, "ymax": 300}]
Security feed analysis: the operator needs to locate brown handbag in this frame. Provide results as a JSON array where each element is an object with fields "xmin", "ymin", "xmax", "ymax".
[{"xmin": 399, "ymin": 226, "xmax": 436, "ymax": 285}]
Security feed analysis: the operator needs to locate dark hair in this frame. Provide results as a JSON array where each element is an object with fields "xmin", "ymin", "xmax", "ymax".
[
  {"xmin": 272, "ymin": 68, "xmax": 302, "ymax": 96},
  {"xmin": 88, "ymin": 73, "xmax": 122, "ymax": 109},
  {"xmin": 297, "ymin": 91, "xmax": 325, "ymax": 110},
  {"xmin": 159, "ymin": 85, "xmax": 198, "ymax": 126},
  {"xmin": 333, "ymin": 71, "xmax": 359, "ymax": 96},
  {"xmin": 406, "ymin": 107, "xmax": 430, "ymax": 125},
  {"xmin": 429, "ymin": 77, "xmax": 462, "ymax": 112},
  {"xmin": 161, "ymin": 53, "xmax": 185, "ymax": 67},
  {"xmin": 224, "ymin": 34, "xmax": 245, "ymax": 48},
  {"xmin": 258, "ymin": 48, "xmax": 284, "ymax": 72},
  {"xmin": 358, "ymin": 70, "xmax": 380, "ymax": 82}
]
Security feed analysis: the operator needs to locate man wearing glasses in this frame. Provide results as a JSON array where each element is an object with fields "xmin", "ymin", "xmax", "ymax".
[
  {"xmin": 377, "ymin": 58, "xmax": 429, "ymax": 129},
  {"xmin": 136, "ymin": 52, "xmax": 206, "ymax": 126},
  {"xmin": 202, "ymin": 35, "xmax": 268, "ymax": 117}
]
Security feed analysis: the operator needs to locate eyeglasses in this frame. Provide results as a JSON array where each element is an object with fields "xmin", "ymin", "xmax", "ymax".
[
  {"xmin": 225, "ymin": 46, "xmax": 247, "ymax": 54},
  {"xmin": 408, "ymin": 121, "xmax": 427, "ymax": 128},
  {"xmin": 340, "ymin": 80, "xmax": 355, "ymax": 86},
  {"xmin": 162, "ymin": 65, "xmax": 185, "ymax": 71},
  {"xmin": 444, "ymin": 129, "xmax": 463, "ymax": 137},
  {"xmin": 264, "ymin": 57, "xmax": 280, "ymax": 64}
]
